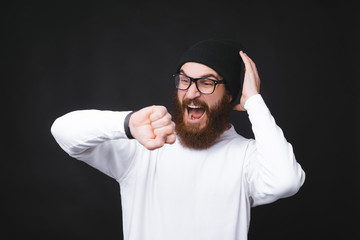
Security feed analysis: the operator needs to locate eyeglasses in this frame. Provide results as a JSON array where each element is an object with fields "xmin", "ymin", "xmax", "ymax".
[{"xmin": 174, "ymin": 73, "xmax": 226, "ymax": 95}]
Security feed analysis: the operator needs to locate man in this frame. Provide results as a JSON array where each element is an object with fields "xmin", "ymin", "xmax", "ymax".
[{"xmin": 51, "ymin": 39, "xmax": 305, "ymax": 240}]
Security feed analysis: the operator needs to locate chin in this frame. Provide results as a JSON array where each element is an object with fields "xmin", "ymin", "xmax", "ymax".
[{"xmin": 183, "ymin": 115, "xmax": 207, "ymax": 131}]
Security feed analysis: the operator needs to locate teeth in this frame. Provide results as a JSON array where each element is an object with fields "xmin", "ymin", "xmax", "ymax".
[
  {"xmin": 188, "ymin": 105, "xmax": 201, "ymax": 109},
  {"xmin": 187, "ymin": 105, "xmax": 201, "ymax": 119}
]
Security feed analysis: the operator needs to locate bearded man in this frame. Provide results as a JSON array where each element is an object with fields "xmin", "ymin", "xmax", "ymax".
[{"xmin": 51, "ymin": 39, "xmax": 305, "ymax": 240}]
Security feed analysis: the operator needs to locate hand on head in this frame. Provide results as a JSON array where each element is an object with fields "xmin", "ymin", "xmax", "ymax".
[
  {"xmin": 129, "ymin": 106, "xmax": 176, "ymax": 150},
  {"xmin": 233, "ymin": 51, "xmax": 261, "ymax": 111}
]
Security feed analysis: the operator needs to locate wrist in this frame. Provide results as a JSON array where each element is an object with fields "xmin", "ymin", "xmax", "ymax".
[
  {"xmin": 244, "ymin": 94, "xmax": 262, "ymax": 110},
  {"xmin": 124, "ymin": 111, "xmax": 135, "ymax": 139}
]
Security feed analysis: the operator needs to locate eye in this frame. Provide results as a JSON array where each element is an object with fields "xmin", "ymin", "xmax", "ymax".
[
  {"xmin": 198, "ymin": 79, "xmax": 215, "ymax": 87},
  {"xmin": 179, "ymin": 75, "xmax": 190, "ymax": 84}
]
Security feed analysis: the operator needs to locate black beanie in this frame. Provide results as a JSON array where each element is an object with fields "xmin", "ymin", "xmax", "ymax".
[{"xmin": 176, "ymin": 39, "xmax": 245, "ymax": 103}]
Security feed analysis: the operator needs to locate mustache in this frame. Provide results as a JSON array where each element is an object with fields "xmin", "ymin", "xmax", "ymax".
[{"xmin": 181, "ymin": 98, "xmax": 209, "ymax": 112}]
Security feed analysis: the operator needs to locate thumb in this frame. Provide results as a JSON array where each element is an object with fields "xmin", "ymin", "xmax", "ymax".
[{"xmin": 145, "ymin": 134, "xmax": 166, "ymax": 150}]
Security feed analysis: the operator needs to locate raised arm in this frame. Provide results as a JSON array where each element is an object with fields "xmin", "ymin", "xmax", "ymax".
[{"xmin": 234, "ymin": 51, "xmax": 305, "ymax": 206}]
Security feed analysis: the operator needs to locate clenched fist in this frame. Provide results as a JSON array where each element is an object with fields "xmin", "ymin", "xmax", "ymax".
[{"xmin": 129, "ymin": 106, "xmax": 176, "ymax": 150}]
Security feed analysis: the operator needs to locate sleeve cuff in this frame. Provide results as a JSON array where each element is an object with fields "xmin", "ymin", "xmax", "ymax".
[
  {"xmin": 244, "ymin": 94, "xmax": 275, "ymax": 132},
  {"xmin": 124, "ymin": 111, "xmax": 135, "ymax": 139},
  {"xmin": 244, "ymin": 94, "xmax": 264, "ymax": 111}
]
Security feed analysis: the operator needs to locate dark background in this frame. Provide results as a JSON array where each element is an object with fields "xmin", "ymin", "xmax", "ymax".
[{"xmin": 2, "ymin": 1, "xmax": 359, "ymax": 239}]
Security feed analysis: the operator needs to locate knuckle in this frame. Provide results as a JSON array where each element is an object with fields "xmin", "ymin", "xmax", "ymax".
[
  {"xmin": 166, "ymin": 112, "xmax": 172, "ymax": 120},
  {"xmin": 165, "ymin": 114, "xmax": 172, "ymax": 123},
  {"xmin": 165, "ymin": 126, "xmax": 174, "ymax": 134},
  {"xmin": 155, "ymin": 115, "xmax": 172, "ymax": 127},
  {"xmin": 162, "ymin": 118, "xmax": 169, "ymax": 126},
  {"xmin": 145, "ymin": 140, "xmax": 162, "ymax": 151},
  {"xmin": 153, "ymin": 128, "xmax": 160, "ymax": 136},
  {"xmin": 153, "ymin": 128, "xmax": 164, "ymax": 136},
  {"xmin": 166, "ymin": 135, "xmax": 176, "ymax": 144},
  {"xmin": 156, "ymin": 105, "xmax": 167, "ymax": 114},
  {"xmin": 151, "ymin": 106, "xmax": 168, "ymax": 121},
  {"xmin": 153, "ymin": 125, "xmax": 173, "ymax": 136}
]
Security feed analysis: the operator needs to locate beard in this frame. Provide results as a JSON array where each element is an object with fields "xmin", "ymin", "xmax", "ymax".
[{"xmin": 171, "ymin": 91, "xmax": 232, "ymax": 150}]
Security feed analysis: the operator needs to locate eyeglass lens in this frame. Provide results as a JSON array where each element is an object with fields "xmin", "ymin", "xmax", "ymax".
[{"xmin": 175, "ymin": 74, "xmax": 216, "ymax": 94}]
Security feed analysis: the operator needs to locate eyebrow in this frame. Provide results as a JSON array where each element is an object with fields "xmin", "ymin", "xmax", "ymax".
[{"xmin": 179, "ymin": 70, "xmax": 221, "ymax": 80}]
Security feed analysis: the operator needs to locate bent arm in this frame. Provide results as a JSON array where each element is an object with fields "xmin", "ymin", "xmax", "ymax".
[
  {"xmin": 51, "ymin": 110, "xmax": 137, "ymax": 181},
  {"xmin": 244, "ymin": 95, "xmax": 305, "ymax": 207}
]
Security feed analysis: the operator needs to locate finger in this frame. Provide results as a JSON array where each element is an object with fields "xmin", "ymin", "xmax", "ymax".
[
  {"xmin": 240, "ymin": 51, "xmax": 255, "ymax": 74},
  {"xmin": 149, "ymin": 106, "xmax": 168, "ymax": 122},
  {"xmin": 239, "ymin": 51, "xmax": 252, "ymax": 69},
  {"xmin": 143, "ymin": 130, "xmax": 176, "ymax": 150},
  {"xmin": 153, "ymin": 123, "xmax": 175, "ymax": 137},
  {"xmin": 151, "ymin": 113, "xmax": 172, "ymax": 129},
  {"xmin": 246, "ymin": 56, "xmax": 259, "ymax": 77},
  {"xmin": 154, "ymin": 134, "xmax": 167, "ymax": 148},
  {"xmin": 165, "ymin": 133, "xmax": 176, "ymax": 144},
  {"xmin": 144, "ymin": 137, "xmax": 165, "ymax": 150},
  {"xmin": 240, "ymin": 51, "xmax": 260, "ymax": 85}
]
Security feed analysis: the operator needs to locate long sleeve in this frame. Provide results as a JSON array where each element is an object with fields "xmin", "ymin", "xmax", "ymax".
[
  {"xmin": 244, "ymin": 95, "xmax": 305, "ymax": 207},
  {"xmin": 51, "ymin": 110, "xmax": 138, "ymax": 181}
]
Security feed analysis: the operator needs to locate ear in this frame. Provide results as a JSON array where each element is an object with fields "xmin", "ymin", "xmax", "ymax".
[{"xmin": 224, "ymin": 88, "xmax": 232, "ymax": 102}]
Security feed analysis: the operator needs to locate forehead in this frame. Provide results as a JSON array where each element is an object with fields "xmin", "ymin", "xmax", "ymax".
[{"xmin": 180, "ymin": 62, "xmax": 221, "ymax": 79}]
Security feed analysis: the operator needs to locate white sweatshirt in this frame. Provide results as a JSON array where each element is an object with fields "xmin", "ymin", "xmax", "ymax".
[{"xmin": 51, "ymin": 94, "xmax": 305, "ymax": 240}]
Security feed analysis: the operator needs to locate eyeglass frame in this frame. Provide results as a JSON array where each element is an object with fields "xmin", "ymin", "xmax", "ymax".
[{"xmin": 173, "ymin": 73, "xmax": 226, "ymax": 95}]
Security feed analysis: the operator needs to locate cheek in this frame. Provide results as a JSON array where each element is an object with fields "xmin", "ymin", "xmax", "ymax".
[
  {"xmin": 177, "ymin": 90, "xmax": 186, "ymax": 103},
  {"xmin": 203, "ymin": 95, "xmax": 220, "ymax": 108},
  {"xmin": 207, "ymin": 88, "xmax": 228, "ymax": 107}
]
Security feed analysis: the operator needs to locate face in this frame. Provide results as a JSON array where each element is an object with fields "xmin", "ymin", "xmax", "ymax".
[
  {"xmin": 177, "ymin": 62, "xmax": 231, "ymax": 130},
  {"xmin": 172, "ymin": 62, "xmax": 232, "ymax": 149}
]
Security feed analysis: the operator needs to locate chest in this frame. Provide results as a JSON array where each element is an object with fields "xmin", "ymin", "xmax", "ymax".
[
  {"xmin": 120, "ymin": 140, "xmax": 251, "ymax": 240},
  {"xmin": 140, "ymin": 141, "xmax": 248, "ymax": 202}
]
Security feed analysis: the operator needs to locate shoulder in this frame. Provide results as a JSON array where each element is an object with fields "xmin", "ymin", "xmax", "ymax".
[
  {"xmin": 217, "ymin": 126, "xmax": 251, "ymax": 144},
  {"xmin": 212, "ymin": 126, "xmax": 253, "ymax": 154}
]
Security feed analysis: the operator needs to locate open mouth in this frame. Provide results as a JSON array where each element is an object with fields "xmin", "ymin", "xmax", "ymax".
[{"xmin": 187, "ymin": 105, "xmax": 206, "ymax": 120}]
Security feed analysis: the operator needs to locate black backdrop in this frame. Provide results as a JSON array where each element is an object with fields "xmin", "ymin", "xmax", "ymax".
[{"xmin": 3, "ymin": 1, "xmax": 359, "ymax": 239}]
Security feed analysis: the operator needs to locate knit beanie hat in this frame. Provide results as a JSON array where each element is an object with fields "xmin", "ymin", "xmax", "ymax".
[{"xmin": 176, "ymin": 39, "xmax": 244, "ymax": 103}]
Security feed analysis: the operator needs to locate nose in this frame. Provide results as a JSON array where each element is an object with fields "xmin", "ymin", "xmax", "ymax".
[{"xmin": 185, "ymin": 81, "xmax": 201, "ymax": 99}]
